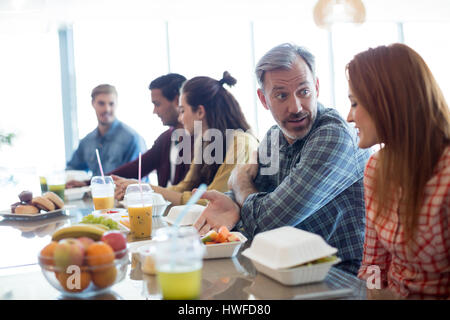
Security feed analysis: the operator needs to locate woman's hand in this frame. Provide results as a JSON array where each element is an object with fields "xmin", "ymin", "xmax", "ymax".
[{"xmin": 111, "ymin": 175, "xmax": 138, "ymax": 200}]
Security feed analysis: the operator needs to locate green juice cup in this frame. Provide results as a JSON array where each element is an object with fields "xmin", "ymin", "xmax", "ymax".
[
  {"xmin": 48, "ymin": 184, "xmax": 65, "ymax": 200},
  {"xmin": 153, "ymin": 226, "xmax": 205, "ymax": 300},
  {"xmin": 46, "ymin": 171, "xmax": 66, "ymax": 200}
]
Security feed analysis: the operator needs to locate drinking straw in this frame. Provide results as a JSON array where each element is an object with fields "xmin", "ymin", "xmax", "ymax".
[
  {"xmin": 138, "ymin": 152, "xmax": 143, "ymax": 192},
  {"xmin": 173, "ymin": 183, "xmax": 207, "ymax": 227},
  {"xmin": 138, "ymin": 152, "xmax": 144, "ymax": 206},
  {"xmin": 95, "ymin": 148, "xmax": 106, "ymax": 183}
]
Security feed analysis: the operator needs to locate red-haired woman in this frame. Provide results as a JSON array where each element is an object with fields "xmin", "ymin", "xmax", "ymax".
[{"xmin": 347, "ymin": 43, "xmax": 450, "ymax": 299}]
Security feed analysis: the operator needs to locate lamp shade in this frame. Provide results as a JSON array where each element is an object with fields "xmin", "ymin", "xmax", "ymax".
[{"xmin": 314, "ymin": 0, "xmax": 366, "ymax": 29}]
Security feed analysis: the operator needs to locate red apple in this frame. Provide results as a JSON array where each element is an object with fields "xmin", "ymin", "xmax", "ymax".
[
  {"xmin": 101, "ymin": 231, "xmax": 127, "ymax": 258},
  {"xmin": 77, "ymin": 237, "xmax": 94, "ymax": 250},
  {"xmin": 53, "ymin": 238, "xmax": 85, "ymax": 272}
]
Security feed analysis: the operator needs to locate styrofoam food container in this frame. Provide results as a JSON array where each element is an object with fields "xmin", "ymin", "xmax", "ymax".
[
  {"xmin": 163, "ymin": 204, "xmax": 206, "ymax": 226},
  {"xmin": 203, "ymin": 232, "xmax": 247, "ymax": 259},
  {"xmin": 241, "ymin": 226, "xmax": 338, "ymax": 270},
  {"xmin": 249, "ymin": 257, "xmax": 341, "ymax": 286},
  {"xmin": 64, "ymin": 186, "xmax": 91, "ymax": 201}
]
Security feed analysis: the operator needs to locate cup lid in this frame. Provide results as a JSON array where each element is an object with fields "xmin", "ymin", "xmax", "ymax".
[
  {"xmin": 91, "ymin": 176, "xmax": 114, "ymax": 185},
  {"xmin": 125, "ymin": 183, "xmax": 152, "ymax": 194}
]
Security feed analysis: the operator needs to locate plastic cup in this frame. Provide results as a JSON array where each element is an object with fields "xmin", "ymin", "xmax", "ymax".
[
  {"xmin": 46, "ymin": 171, "xmax": 66, "ymax": 200},
  {"xmin": 39, "ymin": 176, "xmax": 48, "ymax": 194},
  {"xmin": 153, "ymin": 226, "xmax": 205, "ymax": 300},
  {"xmin": 125, "ymin": 184, "xmax": 153, "ymax": 240},
  {"xmin": 90, "ymin": 176, "xmax": 115, "ymax": 210}
]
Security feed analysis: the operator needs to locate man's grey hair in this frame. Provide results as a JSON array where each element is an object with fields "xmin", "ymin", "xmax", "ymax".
[{"xmin": 255, "ymin": 43, "xmax": 316, "ymax": 90}]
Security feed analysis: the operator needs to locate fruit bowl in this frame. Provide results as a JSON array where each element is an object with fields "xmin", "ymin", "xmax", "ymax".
[{"xmin": 38, "ymin": 247, "xmax": 129, "ymax": 298}]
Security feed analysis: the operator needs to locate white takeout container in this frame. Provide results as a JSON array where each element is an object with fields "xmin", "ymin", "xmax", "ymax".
[
  {"xmin": 64, "ymin": 186, "xmax": 91, "ymax": 201},
  {"xmin": 249, "ymin": 257, "xmax": 341, "ymax": 286},
  {"xmin": 241, "ymin": 226, "xmax": 340, "ymax": 285},
  {"xmin": 163, "ymin": 204, "xmax": 206, "ymax": 226},
  {"xmin": 65, "ymin": 170, "xmax": 91, "ymax": 182},
  {"xmin": 241, "ymin": 226, "xmax": 338, "ymax": 270},
  {"xmin": 203, "ymin": 232, "xmax": 248, "ymax": 259}
]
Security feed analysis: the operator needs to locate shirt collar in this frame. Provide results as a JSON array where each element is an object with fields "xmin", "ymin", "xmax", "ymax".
[
  {"xmin": 96, "ymin": 119, "xmax": 120, "ymax": 140},
  {"xmin": 279, "ymin": 102, "xmax": 325, "ymax": 150}
]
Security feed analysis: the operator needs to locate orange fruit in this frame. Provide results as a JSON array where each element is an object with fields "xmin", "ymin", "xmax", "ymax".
[
  {"xmin": 85, "ymin": 242, "xmax": 115, "ymax": 270},
  {"xmin": 91, "ymin": 266, "xmax": 117, "ymax": 288},
  {"xmin": 57, "ymin": 270, "xmax": 91, "ymax": 293},
  {"xmin": 39, "ymin": 241, "xmax": 58, "ymax": 266}
]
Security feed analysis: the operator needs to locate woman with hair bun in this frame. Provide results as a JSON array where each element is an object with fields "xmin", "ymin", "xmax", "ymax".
[
  {"xmin": 150, "ymin": 71, "xmax": 258, "ymax": 206},
  {"xmin": 346, "ymin": 43, "xmax": 450, "ymax": 299}
]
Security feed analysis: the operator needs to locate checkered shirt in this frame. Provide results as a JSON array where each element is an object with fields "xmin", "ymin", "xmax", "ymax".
[
  {"xmin": 231, "ymin": 104, "xmax": 371, "ymax": 275},
  {"xmin": 358, "ymin": 148, "xmax": 450, "ymax": 299}
]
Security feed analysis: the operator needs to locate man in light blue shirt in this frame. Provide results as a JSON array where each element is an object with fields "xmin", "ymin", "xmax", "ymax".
[{"xmin": 66, "ymin": 84, "xmax": 147, "ymax": 176}]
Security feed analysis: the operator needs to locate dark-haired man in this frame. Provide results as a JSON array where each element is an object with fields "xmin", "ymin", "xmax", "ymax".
[{"xmin": 111, "ymin": 74, "xmax": 192, "ymax": 199}]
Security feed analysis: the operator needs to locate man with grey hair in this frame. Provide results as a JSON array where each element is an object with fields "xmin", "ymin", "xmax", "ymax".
[
  {"xmin": 194, "ymin": 43, "xmax": 371, "ymax": 275},
  {"xmin": 66, "ymin": 84, "xmax": 147, "ymax": 178}
]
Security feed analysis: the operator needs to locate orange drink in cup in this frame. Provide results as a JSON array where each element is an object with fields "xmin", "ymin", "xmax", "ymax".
[
  {"xmin": 93, "ymin": 196, "xmax": 115, "ymax": 210},
  {"xmin": 125, "ymin": 184, "xmax": 153, "ymax": 240},
  {"xmin": 128, "ymin": 206, "xmax": 152, "ymax": 239},
  {"xmin": 90, "ymin": 176, "xmax": 115, "ymax": 210}
]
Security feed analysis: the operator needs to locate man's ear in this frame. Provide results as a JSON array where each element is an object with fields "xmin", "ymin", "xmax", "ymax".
[
  {"xmin": 257, "ymin": 88, "xmax": 269, "ymax": 110},
  {"xmin": 315, "ymin": 77, "xmax": 320, "ymax": 98},
  {"xmin": 173, "ymin": 94, "xmax": 180, "ymax": 105}
]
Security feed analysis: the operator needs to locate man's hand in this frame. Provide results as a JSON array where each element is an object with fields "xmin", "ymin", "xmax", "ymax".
[
  {"xmin": 65, "ymin": 180, "xmax": 88, "ymax": 189},
  {"xmin": 112, "ymin": 175, "xmax": 138, "ymax": 200},
  {"xmin": 193, "ymin": 190, "xmax": 240, "ymax": 236}
]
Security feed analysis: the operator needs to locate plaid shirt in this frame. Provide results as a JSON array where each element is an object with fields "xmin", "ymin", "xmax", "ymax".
[
  {"xmin": 358, "ymin": 148, "xmax": 450, "ymax": 299},
  {"xmin": 231, "ymin": 104, "xmax": 371, "ymax": 275}
]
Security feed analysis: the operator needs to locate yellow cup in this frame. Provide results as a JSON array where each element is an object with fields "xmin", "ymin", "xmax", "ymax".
[
  {"xmin": 90, "ymin": 176, "xmax": 115, "ymax": 210},
  {"xmin": 128, "ymin": 205, "xmax": 152, "ymax": 239},
  {"xmin": 93, "ymin": 196, "xmax": 115, "ymax": 210}
]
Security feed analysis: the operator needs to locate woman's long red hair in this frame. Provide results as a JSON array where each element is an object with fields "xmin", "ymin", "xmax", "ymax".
[{"xmin": 347, "ymin": 43, "xmax": 450, "ymax": 242}]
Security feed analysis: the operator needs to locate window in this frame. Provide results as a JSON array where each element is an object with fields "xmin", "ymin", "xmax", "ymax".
[
  {"xmin": 73, "ymin": 19, "xmax": 169, "ymax": 149},
  {"xmin": 168, "ymin": 18, "xmax": 256, "ymax": 135},
  {"xmin": 0, "ymin": 31, "xmax": 63, "ymax": 170},
  {"xmin": 253, "ymin": 18, "xmax": 332, "ymax": 138},
  {"xmin": 403, "ymin": 22, "xmax": 450, "ymax": 102},
  {"xmin": 0, "ymin": 29, "xmax": 63, "ymax": 206},
  {"xmin": 331, "ymin": 22, "xmax": 399, "ymax": 117}
]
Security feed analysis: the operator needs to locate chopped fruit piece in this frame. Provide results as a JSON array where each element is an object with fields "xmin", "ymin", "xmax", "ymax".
[
  {"xmin": 227, "ymin": 234, "xmax": 240, "ymax": 242},
  {"xmin": 201, "ymin": 230, "xmax": 218, "ymax": 243}
]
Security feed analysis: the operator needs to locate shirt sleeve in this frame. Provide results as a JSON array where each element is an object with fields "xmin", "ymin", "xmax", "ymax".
[
  {"xmin": 108, "ymin": 133, "xmax": 163, "ymax": 179},
  {"xmin": 170, "ymin": 133, "xmax": 258, "ymax": 205},
  {"xmin": 122, "ymin": 135, "xmax": 147, "ymax": 165},
  {"xmin": 238, "ymin": 123, "xmax": 362, "ymax": 239},
  {"xmin": 66, "ymin": 142, "xmax": 88, "ymax": 171}
]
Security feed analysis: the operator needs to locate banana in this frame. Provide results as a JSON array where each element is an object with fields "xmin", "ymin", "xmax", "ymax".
[{"xmin": 52, "ymin": 224, "xmax": 106, "ymax": 241}]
